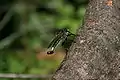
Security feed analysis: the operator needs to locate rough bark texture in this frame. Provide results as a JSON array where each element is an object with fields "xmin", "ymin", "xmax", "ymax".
[{"xmin": 52, "ymin": 0, "xmax": 120, "ymax": 80}]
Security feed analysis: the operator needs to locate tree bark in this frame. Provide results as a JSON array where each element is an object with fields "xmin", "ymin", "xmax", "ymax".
[{"xmin": 52, "ymin": 0, "xmax": 120, "ymax": 80}]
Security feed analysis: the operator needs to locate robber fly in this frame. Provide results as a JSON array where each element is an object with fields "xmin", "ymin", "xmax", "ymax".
[{"xmin": 47, "ymin": 28, "xmax": 75, "ymax": 54}]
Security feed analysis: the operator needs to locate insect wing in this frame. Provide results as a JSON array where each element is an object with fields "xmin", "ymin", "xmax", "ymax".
[{"xmin": 47, "ymin": 30, "xmax": 65, "ymax": 51}]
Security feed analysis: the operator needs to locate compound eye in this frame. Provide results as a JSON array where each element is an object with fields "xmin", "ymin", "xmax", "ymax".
[{"xmin": 47, "ymin": 51, "xmax": 54, "ymax": 54}]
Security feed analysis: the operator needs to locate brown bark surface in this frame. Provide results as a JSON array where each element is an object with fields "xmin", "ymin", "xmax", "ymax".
[{"xmin": 52, "ymin": 0, "xmax": 120, "ymax": 80}]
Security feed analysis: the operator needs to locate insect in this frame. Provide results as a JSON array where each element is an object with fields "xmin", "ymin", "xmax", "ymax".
[{"xmin": 47, "ymin": 28, "xmax": 75, "ymax": 54}]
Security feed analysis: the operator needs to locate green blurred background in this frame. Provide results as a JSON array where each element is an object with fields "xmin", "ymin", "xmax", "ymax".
[{"xmin": 0, "ymin": 0, "xmax": 88, "ymax": 80}]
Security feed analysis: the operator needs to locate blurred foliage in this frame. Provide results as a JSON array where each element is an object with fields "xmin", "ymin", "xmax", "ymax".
[{"xmin": 0, "ymin": 0, "xmax": 88, "ymax": 80}]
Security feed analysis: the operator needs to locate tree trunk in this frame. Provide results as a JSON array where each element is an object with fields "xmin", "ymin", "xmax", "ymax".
[{"xmin": 52, "ymin": 0, "xmax": 120, "ymax": 80}]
